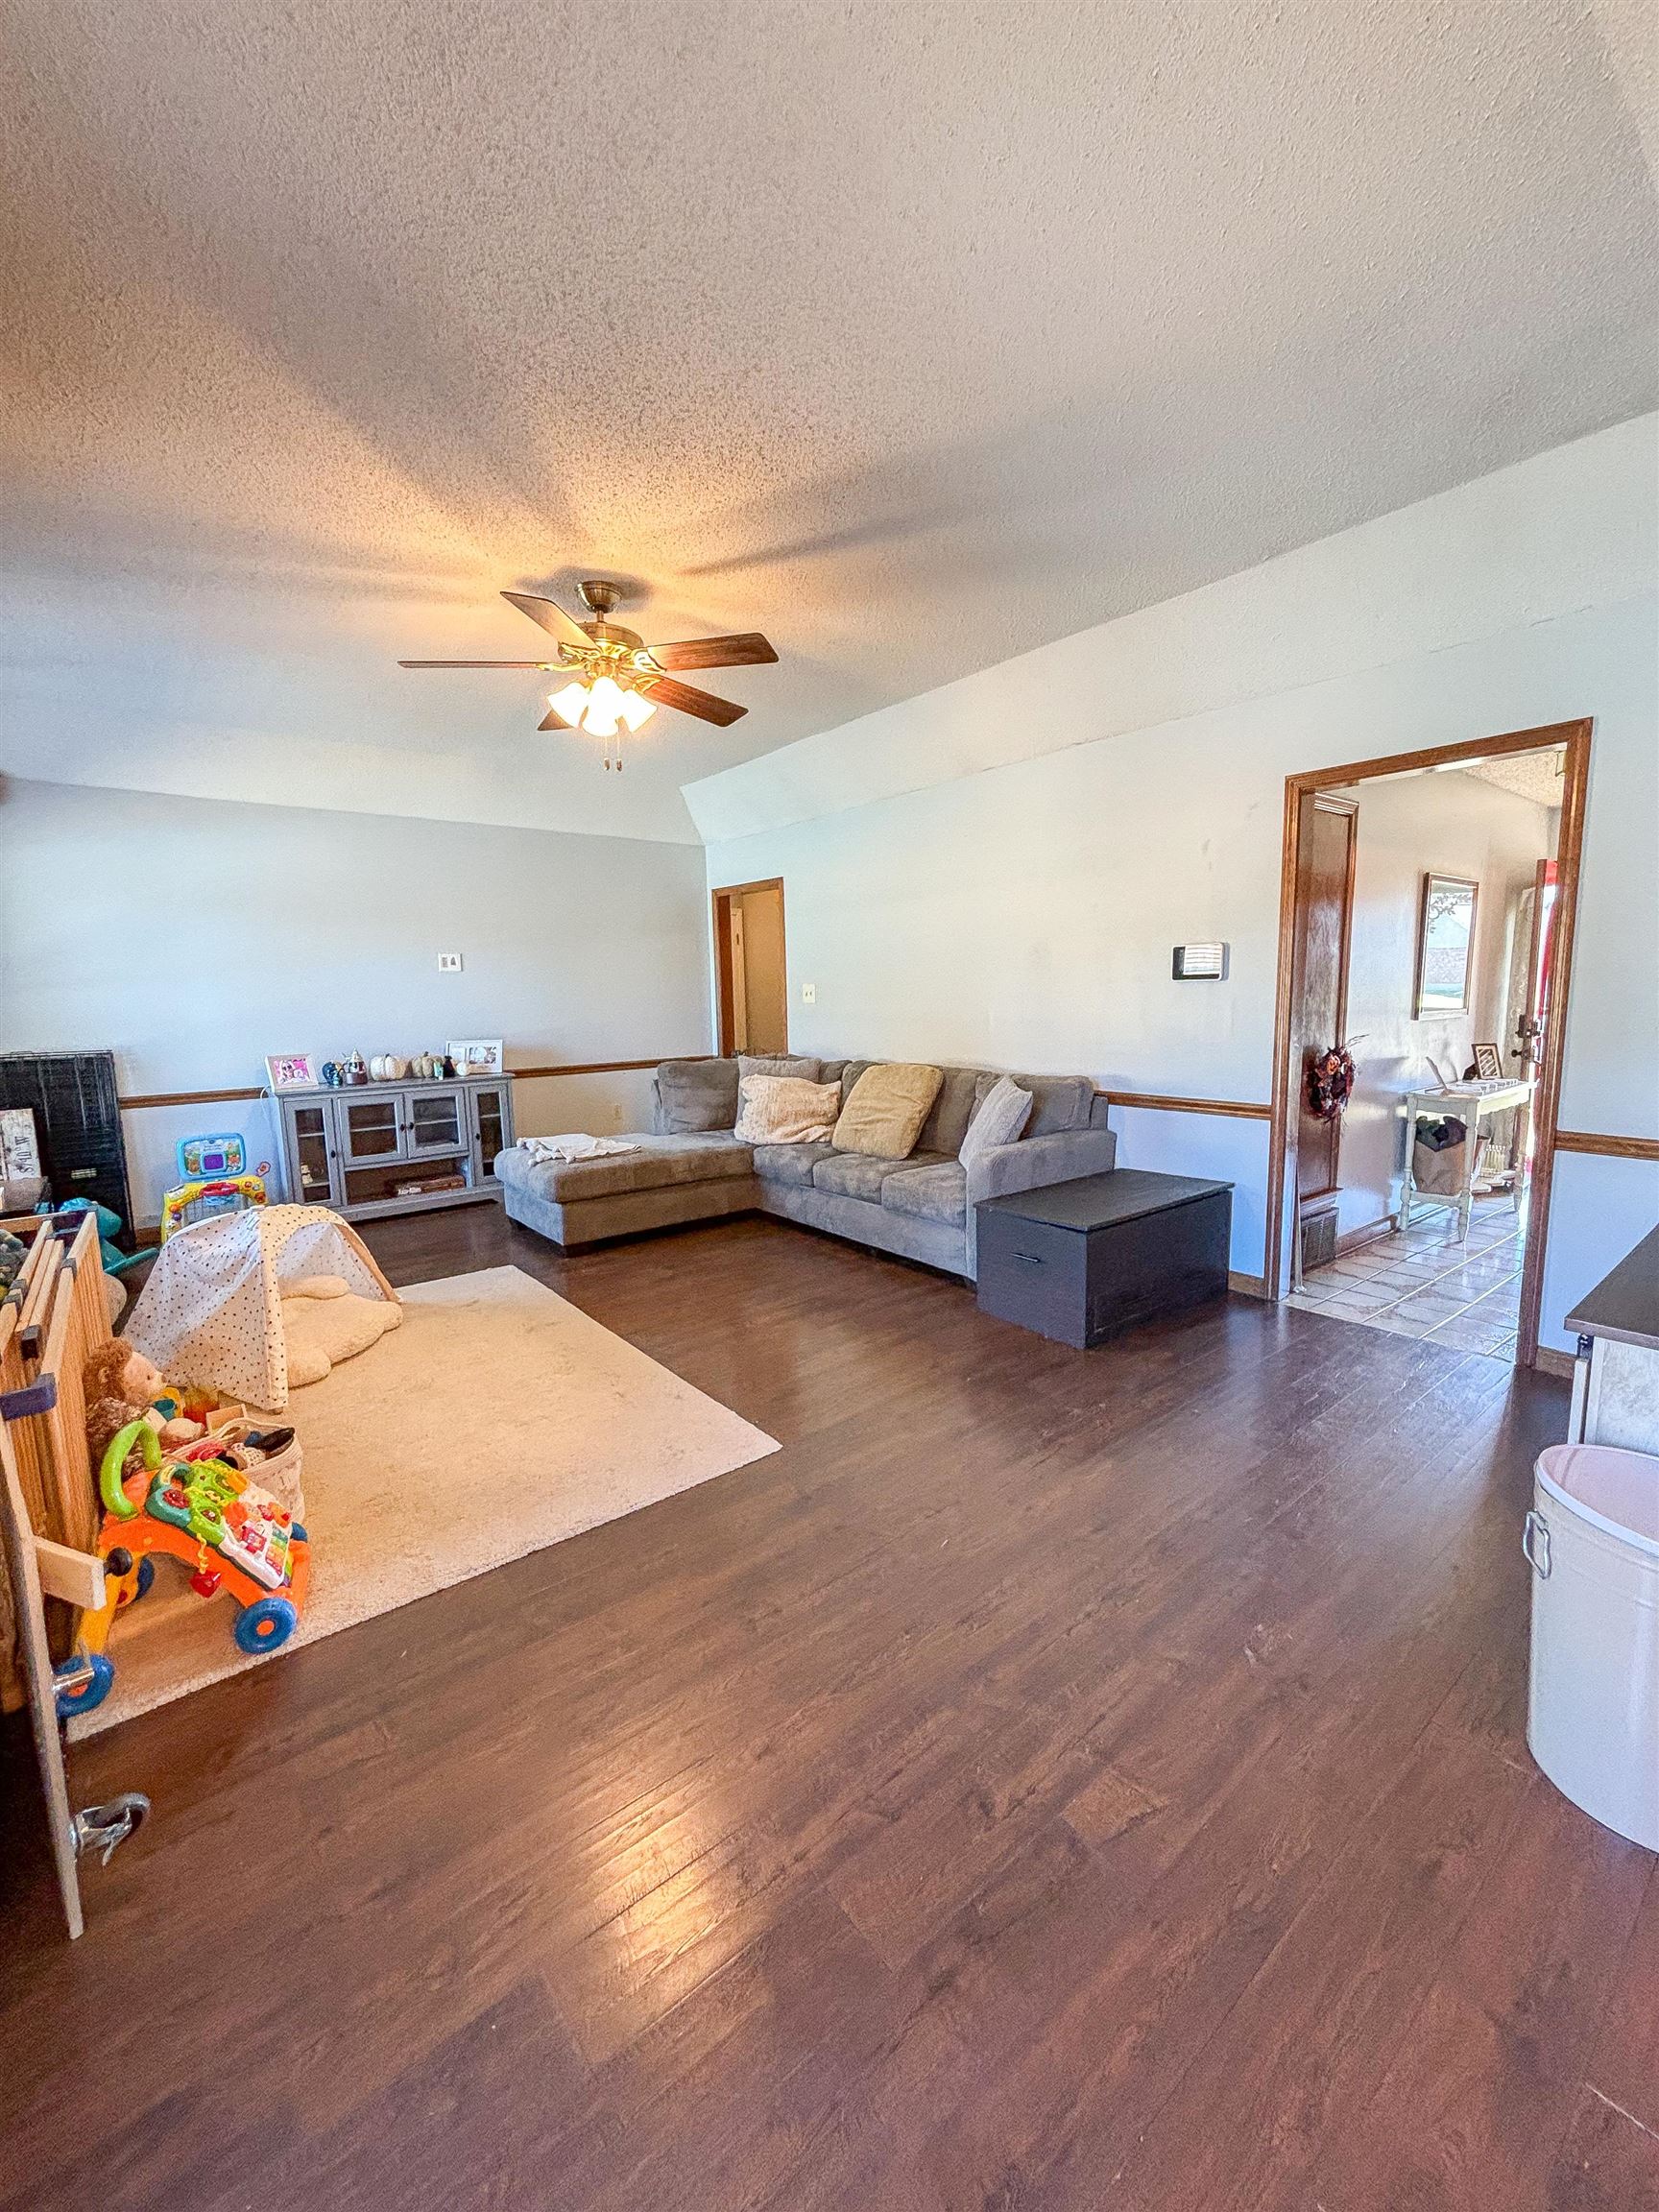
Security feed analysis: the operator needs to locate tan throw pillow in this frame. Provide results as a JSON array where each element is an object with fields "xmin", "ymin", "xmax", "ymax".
[
  {"xmin": 733, "ymin": 1073, "xmax": 841, "ymax": 1144},
  {"xmin": 832, "ymin": 1063, "xmax": 944, "ymax": 1159}
]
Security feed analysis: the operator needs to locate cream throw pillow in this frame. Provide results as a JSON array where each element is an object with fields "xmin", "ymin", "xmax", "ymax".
[
  {"xmin": 831, "ymin": 1063, "xmax": 944, "ymax": 1158},
  {"xmin": 733, "ymin": 1073, "xmax": 841, "ymax": 1144}
]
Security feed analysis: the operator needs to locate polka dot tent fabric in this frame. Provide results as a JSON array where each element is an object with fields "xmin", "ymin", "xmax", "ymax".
[{"xmin": 127, "ymin": 1205, "xmax": 399, "ymax": 1411}]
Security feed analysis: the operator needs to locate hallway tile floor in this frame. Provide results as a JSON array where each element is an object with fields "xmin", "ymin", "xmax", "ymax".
[{"xmin": 1289, "ymin": 1196, "xmax": 1525, "ymax": 1360}]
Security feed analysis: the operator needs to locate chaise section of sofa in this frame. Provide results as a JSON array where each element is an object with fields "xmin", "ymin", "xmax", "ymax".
[
  {"xmin": 494, "ymin": 1132, "xmax": 759, "ymax": 1249},
  {"xmin": 493, "ymin": 1055, "xmax": 1117, "ymax": 1277}
]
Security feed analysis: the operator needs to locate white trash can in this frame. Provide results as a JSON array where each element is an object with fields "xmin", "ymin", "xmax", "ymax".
[{"xmin": 1526, "ymin": 1442, "xmax": 1659, "ymax": 1850}]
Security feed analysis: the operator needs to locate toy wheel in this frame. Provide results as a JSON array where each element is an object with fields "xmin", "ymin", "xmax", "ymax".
[
  {"xmin": 290, "ymin": 1523, "xmax": 307, "ymax": 1543},
  {"xmin": 234, "ymin": 1595, "xmax": 298, "ymax": 1655},
  {"xmin": 55, "ymin": 1652, "xmax": 114, "ymax": 1720},
  {"xmin": 131, "ymin": 1556, "xmax": 156, "ymax": 1602}
]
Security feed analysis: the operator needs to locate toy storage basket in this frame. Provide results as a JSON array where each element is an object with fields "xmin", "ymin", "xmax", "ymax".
[
  {"xmin": 209, "ymin": 1415, "xmax": 304, "ymax": 1517},
  {"xmin": 1526, "ymin": 1442, "xmax": 1659, "ymax": 1850}
]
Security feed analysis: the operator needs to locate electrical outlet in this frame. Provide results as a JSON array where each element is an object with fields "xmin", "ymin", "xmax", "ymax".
[
  {"xmin": 438, "ymin": 953, "xmax": 464, "ymax": 973},
  {"xmin": 801, "ymin": 981, "xmax": 816, "ymax": 1004}
]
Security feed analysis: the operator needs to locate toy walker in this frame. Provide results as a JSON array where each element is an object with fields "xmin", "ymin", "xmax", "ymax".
[
  {"xmin": 158, "ymin": 1134, "xmax": 269, "ymax": 1242},
  {"xmin": 54, "ymin": 1420, "xmax": 310, "ymax": 1719}
]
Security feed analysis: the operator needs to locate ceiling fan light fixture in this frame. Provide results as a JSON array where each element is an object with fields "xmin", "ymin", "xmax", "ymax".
[{"xmin": 409, "ymin": 580, "xmax": 773, "ymax": 765}]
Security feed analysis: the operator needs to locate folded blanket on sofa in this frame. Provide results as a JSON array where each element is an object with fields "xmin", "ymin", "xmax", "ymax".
[{"xmin": 520, "ymin": 1134, "xmax": 640, "ymax": 1164}]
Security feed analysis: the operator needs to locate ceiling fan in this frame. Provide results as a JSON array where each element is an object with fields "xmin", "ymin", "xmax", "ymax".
[{"xmin": 399, "ymin": 580, "xmax": 778, "ymax": 769}]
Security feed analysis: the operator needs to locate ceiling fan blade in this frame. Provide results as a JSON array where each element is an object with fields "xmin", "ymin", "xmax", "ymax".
[
  {"xmin": 643, "ymin": 674, "xmax": 747, "ymax": 726},
  {"xmin": 502, "ymin": 590, "xmax": 590, "ymax": 648},
  {"xmin": 398, "ymin": 659, "xmax": 554, "ymax": 668},
  {"xmin": 648, "ymin": 632, "xmax": 778, "ymax": 672},
  {"xmin": 538, "ymin": 705, "xmax": 578, "ymax": 732}
]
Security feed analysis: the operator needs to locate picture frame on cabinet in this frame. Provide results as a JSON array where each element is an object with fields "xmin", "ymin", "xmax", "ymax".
[
  {"xmin": 446, "ymin": 1039, "xmax": 504, "ymax": 1078},
  {"xmin": 265, "ymin": 1052, "xmax": 319, "ymax": 1092}
]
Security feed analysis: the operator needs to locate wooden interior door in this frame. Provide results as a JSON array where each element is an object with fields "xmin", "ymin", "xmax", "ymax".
[
  {"xmin": 713, "ymin": 879, "xmax": 788, "ymax": 1056},
  {"xmin": 1519, "ymin": 859, "xmax": 1558, "ymax": 1075},
  {"xmin": 1290, "ymin": 793, "xmax": 1358, "ymax": 1202},
  {"xmin": 729, "ymin": 902, "xmax": 751, "ymax": 1050}
]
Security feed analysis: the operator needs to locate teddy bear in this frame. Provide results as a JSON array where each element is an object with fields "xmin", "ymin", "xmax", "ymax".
[{"xmin": 84, "ymin": 1336, "xmax": 204, "ymax": 1478}]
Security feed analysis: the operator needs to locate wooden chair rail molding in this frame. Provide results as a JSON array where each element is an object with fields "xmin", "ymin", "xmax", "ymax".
[
  {"xmin": 1554, "ymin": 1129, "xmax": 1659, "ymax": 1164},
  {"xmin": 112, "ymin": 1086, "xmax": 1656, "ymax": 1160},
  {"xmin": 1097, "ymin": 1090, "xmax": 1272, "ymax": 1120},
  {"xmin": 117, "ymin": 1061, "xmax": 677, "ymax": 1111},
  {"xmin": 122, "ymin": 1072, "xmax": 1275, "ymax": 1117}
]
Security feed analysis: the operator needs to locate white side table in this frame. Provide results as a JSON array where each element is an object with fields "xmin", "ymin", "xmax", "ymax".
[{"xmin": 1400, "ymin": 1081, "xmax": 1534, "ymax": 1238}]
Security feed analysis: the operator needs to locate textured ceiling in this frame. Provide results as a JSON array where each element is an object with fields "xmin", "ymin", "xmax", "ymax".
[
  {"xmin": 2, "ymin": 1, "xmax": 1655, "ymax": 842},
  {"xmin": 1461, "ymin": 749, "xmax": 1570, "ymax": 809}
]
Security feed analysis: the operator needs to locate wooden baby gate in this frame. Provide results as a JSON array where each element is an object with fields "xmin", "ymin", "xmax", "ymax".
[{"xmin": 1, "ymin": 1209, "xmax": 149, "ymax": 1937}]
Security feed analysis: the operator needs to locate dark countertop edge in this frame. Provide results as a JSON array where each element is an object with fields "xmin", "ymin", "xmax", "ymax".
[{"xmin": 1564, "ymin": 1222, "xmax": 1659, "ymax": 1352}]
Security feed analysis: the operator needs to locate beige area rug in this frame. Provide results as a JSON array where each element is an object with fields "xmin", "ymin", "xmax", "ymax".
[{"xmin": 74, "ymin": 1266, "xmax": 778, "ymax": 1737}]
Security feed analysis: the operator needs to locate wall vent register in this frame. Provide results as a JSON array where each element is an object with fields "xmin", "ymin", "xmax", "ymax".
[{"xmin": 1172, "ymin": 943, "xmax": 1230, "ymax": 980}]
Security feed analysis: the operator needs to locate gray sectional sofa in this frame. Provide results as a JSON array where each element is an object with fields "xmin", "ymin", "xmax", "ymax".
[{"xmin": 493, "ymin": 1055, "xmax": 1117, "ymax": 1280}]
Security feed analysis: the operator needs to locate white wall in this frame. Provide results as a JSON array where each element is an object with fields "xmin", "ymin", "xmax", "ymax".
[
  {"xmin": 1332, "ymin": 768, "xmax": 1554, "ymax": 1238},
  {"xmin": 701, "ymin": 420, "xmax": 1659, "ymax": 1347},
  {"xmin": 0, "ymin": 779, "xmax": 709, "ymax": 1219}
]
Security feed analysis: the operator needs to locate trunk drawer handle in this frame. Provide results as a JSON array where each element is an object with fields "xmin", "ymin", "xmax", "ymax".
[{"xmin": 1523, "ymin": 1509, "xmax": 1551, "ymax": 1578}]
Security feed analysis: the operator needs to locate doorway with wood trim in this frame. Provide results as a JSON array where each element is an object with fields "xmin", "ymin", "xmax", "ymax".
[
  {"xmin": 1266, "ymin": 719, "xmax": 1591, "ymax": 1370},
  {"xmin": 1287, "ymin": 792, "xmax": 1358, "ymax": 1276},
  {"xmin": 711, "ymin": 878, "xmax": 790, "ymax": 1057}
]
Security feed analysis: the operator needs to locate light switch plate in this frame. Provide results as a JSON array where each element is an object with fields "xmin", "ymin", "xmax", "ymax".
[{"xmin": 438, "ymin": 953, "xmax": 464, "ymax": 973}]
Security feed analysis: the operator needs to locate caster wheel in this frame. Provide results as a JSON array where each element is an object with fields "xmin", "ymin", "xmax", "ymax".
[
  {"xmin": 233, "ymin": 1595, "xmax": 298, "ymax": 1655},
  {"xmin": 134, "ymin": 1555, "xmax": 156, "ymax": 1599},
  {"xmin": 55, "ymin": 1652, "xmax": 114, "ymax": 1720}
]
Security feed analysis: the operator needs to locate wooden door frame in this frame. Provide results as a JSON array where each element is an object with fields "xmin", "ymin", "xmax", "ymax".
[
  {"xmin": 1264, "ymin": 717, "xmax": 1592, "ymax": 1367},
  {"xmin": 710, "ymin": 878, "xmax": 787, "ymax": 1058},
  {"xmin": 1289, "ymin": 790, "xmax": 1359, "ymax": 1205}
]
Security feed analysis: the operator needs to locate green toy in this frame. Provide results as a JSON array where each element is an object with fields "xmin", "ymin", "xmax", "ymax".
[{"xmin": 49, "ymin": 1197, "xmax": 155, "ymax": 1276}]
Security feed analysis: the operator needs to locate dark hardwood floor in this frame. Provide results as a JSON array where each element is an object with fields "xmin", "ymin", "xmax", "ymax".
[{"xmin": 2, "ymin": 1208, "xmax": 1654, "ymax": 2210}]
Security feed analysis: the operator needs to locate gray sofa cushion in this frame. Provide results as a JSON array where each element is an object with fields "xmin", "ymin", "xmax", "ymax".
[
  {"xmin": 835, "ymin": 1058, "xmax": 874, "ymax": 1106},
  {"xmin": 811, "ymin": 1147, "xmax": 950, "ymax": 1202},
  {"xmin": 1001, "ymin": 1071, "xmax": 1095, "ymax": 1136},
  {"xmin": 918, "ymin": 1066, "xmax": 981, "ymax": 1156},
  {"xmin": 751, "ymin": 1140, "xmax": 836, "ymax": 1188},
  {"xmin": 960, "ymin": 1073, "xmax": 1033, "ymax": 1163},
  {"xmin": 739, "ymin": 1053, "xmax": 821, "ymax": 1082},
  {"xmin": 657, "ymin": 1058, "xmax": 738, "ymax": 1133},
  {"xmin": 504, "ymin": 1133, "xmax": 752, "ymax": 1203},
  {"xmin": 881, "ymin": 1160, "xmax": 968, "ymax": 1225}
]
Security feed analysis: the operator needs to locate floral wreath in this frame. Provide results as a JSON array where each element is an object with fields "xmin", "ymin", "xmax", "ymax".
[{"xmin": 1306, "ymin": 1043, "xmax": 1358, "ymax": 1122}]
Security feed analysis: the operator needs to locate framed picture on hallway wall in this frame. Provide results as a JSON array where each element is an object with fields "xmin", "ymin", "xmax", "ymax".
[
  {"xmin": 1474, "ymin": 1041, "xmax": 1503, "ymax": 1079},
  {"xmin": 1414, "ymin": 873, "xmax": 1479, "ymax": 1018}
]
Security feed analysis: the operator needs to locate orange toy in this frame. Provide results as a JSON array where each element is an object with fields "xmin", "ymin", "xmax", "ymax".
[{"xmin": 53, "ymin": 1420, "xmax": 310, "ymax": 1719}]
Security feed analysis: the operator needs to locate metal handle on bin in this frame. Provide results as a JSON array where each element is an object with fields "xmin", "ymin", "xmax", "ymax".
[
  {"xmin": 1015, "ymin": 1251, "xmax": 1044, "ymax": 1267},
  {"xmin": 1522, "ymin": 1508, "xmax": 1551, "ymax": 1578}
]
